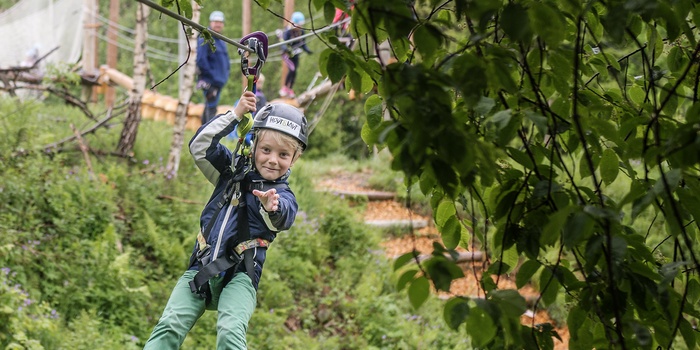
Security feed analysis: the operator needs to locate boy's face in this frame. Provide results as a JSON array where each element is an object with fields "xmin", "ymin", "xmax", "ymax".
[{"xmin": 254, "ymin": 132, "xmax": 297, "ymax": 180}]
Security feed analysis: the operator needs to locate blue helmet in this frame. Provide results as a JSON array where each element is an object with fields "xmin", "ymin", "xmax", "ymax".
[{"xmin": 291, "ymin": 11, "xmax": 305, "ymax": 25}]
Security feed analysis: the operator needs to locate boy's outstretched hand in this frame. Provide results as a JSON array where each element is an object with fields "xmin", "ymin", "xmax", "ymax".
[
  {"xmin": 234, "ymin": 91, "xmax": 257, "ymax": 119},
  {"xmin": 253, "ymin": 188, "xmax": 279, "ymax": 212}
]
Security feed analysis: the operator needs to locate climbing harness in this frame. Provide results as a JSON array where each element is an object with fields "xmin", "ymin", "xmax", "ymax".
[
  {"xmin": 187, "ymin": 174, "xmax": 288, "ymax": 307},
  {"xmin": 189, "ymin": 31, "xmax": 273, "ymax": 307}
]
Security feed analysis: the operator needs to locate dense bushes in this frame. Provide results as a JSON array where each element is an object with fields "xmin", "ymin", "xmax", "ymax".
[{"xmin": 0, "ymin": 98, "xmax": 465, "ymax": 348}]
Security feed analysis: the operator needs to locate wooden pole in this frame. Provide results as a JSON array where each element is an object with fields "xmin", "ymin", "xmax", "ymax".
[
  {"xmin": 105, "ymin": 0, "xmax": 120, "ymax": 107},
  {"xmin": 82, "ymin": 0, "xmax": 98, "ymax": 101},
  {"xmin": 280, "ymin": 0, "xmax": 294, "ymax": 94}
]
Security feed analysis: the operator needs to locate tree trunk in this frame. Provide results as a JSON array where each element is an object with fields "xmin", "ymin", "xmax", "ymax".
[
  {"xmin": 116, "ymin": 3, "xmax": 149, "ymax": 155},
  {"xmin": 165, "ymin": 2, "xmax": 200, "ymax": 179}
]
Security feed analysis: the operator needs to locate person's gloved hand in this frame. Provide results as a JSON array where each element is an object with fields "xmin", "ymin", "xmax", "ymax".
[
  {"xmin": 206, "ymin": 87, "xmax": 219, "ymax": 100},
  {"xmin": 196, "ymin": 80, "xmax": 211, "ymax": 90}
]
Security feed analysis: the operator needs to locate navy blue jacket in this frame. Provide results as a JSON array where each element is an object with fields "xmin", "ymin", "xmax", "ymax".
[
  {"xmin": 196, "ymin": 33, "xmax": 231, "ymax": 88},
  {"xmin": 188, "ymin": 110, "xmax": 298, "ymax": 288},
  {"xmin": 281, "ymin": 28, "xmax": 312, "ymax": 57}
]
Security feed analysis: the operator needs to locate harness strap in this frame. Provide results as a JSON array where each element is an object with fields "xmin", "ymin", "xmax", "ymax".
[
  {"xmin": 189, "ymin": 178, "xmax": 288, "ymax": 302},
  {"xmin": 234, "ymin": 238, "xmax": 270, "ymax": 255}
]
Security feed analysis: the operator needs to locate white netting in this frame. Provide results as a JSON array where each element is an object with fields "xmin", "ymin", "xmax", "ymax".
[{"xmin": 0, "ymin": 0, "xmax": 83, "ymax": 68}]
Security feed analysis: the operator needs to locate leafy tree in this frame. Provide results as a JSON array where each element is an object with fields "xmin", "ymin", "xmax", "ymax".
[{"xmin": 156, "ymin": 0, "xmax": 700, "ymax": 348}]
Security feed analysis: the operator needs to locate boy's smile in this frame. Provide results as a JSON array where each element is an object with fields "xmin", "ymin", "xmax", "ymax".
[{"xmin": 254, "ymin": 133, "xmax": 296, "ymax": 180}]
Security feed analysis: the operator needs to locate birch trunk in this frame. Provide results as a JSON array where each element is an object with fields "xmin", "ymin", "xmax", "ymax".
[
  {"xmin": 116, "ymin": 3, "xmax": 149, "ymax": 155},
  {"xmin": 165, "ymin": 2, "xmax": 200, "ymax": 179}
]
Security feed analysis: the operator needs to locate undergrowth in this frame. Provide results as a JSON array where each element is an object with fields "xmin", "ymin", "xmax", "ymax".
[{"xmin": 0, "ymin": 97, "xmax": 466, "ymax": 349}]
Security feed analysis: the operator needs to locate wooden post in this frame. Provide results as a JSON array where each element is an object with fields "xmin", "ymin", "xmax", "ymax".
[
  {"xmin": 82, "ymin": 0, "xmax": 98, "ymax": 101},
  {"xmin": 105, "ymin": 0, "xmax": 120, "ymax": 107},
  {"xmin": 280, "ymin": 0, "xmax": 294, "ymax": 93}
]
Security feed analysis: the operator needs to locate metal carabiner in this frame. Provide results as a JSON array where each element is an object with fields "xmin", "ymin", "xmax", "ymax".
[{"xmin": 238, "ymin": 31, "xmax": 269, "ymax": 92}]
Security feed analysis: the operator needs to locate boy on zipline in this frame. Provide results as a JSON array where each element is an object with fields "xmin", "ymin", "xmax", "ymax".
[{"xmin": 144, "ymin": 88, "xmax": 308, "ymax": 349}]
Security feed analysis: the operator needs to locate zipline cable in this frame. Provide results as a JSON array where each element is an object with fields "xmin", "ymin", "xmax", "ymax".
[
  {"xmin": 94, "ymin": 12, "xmax": 181, "ymax": 44},
  {"xmin": 269, "ymin": 17, "xmax": 350, "ymax": 49},
  {"xmin": 134, "ymin": 0, "xmax": 254, "ymax": 53}
]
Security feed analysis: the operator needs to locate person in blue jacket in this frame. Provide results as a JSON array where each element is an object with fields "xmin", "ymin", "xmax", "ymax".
[
  {"xmin": 196, "ymin": 10, "xmax": 231, "ymax": 125},
  {"xmin": 143, "ymin": 90, "xmax": 309, "ymax": 349},
  {"xmin": 279, "ymin": 11, "xmax": 313, "ymax": 98}
]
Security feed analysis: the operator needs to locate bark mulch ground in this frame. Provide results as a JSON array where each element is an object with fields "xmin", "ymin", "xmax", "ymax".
[{"xmin": 316, "ymin": 172, "xmax": 569, "ymax": 349}]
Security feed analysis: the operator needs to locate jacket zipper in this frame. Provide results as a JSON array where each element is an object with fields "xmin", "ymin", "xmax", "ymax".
[{"xmin": 212, "ymin": 202, "xmax": 236, "ymax": 261}]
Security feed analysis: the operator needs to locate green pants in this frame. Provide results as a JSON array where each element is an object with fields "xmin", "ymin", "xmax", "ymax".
[{"xmin": 143, "ymin": 270, "xmax": 257, "ymax": 350}]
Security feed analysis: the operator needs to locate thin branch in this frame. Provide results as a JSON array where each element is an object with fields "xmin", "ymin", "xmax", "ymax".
[{"xmin": 43, "ymin": 100, "xmax": 127, "ymax": 151}]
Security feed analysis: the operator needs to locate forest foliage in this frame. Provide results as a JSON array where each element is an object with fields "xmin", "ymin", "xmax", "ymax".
[
  {"xmin": 306, "ymin": 0, "xmax": 699, "ymax": 349},
  {"xmin": 4, "ymin": 0, "xmax": 700, "ymax": 349},
  {"xmin": 0, "ymin": 98, "xmax": 467, "ymax": 349}
]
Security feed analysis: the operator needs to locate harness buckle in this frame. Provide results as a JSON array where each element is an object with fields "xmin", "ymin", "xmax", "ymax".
[
  {"xmin": 195, "ymin": 244, "xmax": 212, "ymax": 266},
  {"xmin": 189, "ymin": 279, "xmax": 209, "ymax": 300}
]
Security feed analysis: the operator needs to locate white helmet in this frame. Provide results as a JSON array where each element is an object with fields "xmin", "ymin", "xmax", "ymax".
[
  {"xmin": 209, "ymin": 11, "xmax": 224, "ymax": 22},
  {"xmin": 253, "ymin": 104, "xmax": 308, "ymax": 149}
]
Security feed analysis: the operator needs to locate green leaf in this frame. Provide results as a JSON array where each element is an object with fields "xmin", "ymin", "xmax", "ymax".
[
  {"xmin": 628, "ymin": 86, "xmax": 646, "ymax": 105},
  {"xmin": 667, "ymin": 46, "xmax": 686, "ymax": 73},
  {"xmin": 632, "ymin": 169, "xmax": 682, "ymax": 219},
  {"xmin": 567, "ymin": 306, "xmax": 586, "ymax": 342},
  {"xmin": 563, "ymin": 211, "xmax": 595, "ymax": 248},
  {"xmin": 529, "ymin": 2, "xmax": 565, "ymax": 46},
  {"xmin": 408, "ymin": 276, "xmax": 430, "ymax": 309},
  {"xmin": 628, "ymin": 262, "xmax": 661, "ymax": 282},
  {"xmin": 600, "ymin": 148, "xmax": 619, "ymax": 185},
  {"xmin": 179, "ymin": 0, "xmax": 192, "ymax": 19},
  {"xmin": 419, "ymin": 165, "xmax": 437, "ymax": 195},
  {"xmin": 501, "ymin": 3, "xmax": 532, "ymax": 42},
  {"xmin": 525, "ymin": 111, "xmax": 548, "ymax": 136},
  {"xmin": 436, "ymin": 200, "xmax": 456, "ymax": 227},
  {"xmin": 541, "ymin": 205, "xmax": 575, "ymax": 246},
  {"xmin": 578, "ymin": 151, "xmax": 598, "ymax": 180},
  {"xmin": 466, "ymin": 307, "xmax": 496, "ymax": 347},
  {"xmin": 474, "ymin": 96, "xmax": 496, "ymax": 116},
  {"xmin": 507, "ymin": 147, "xmax": 534, "ymax": 170},
  {"xmin": 360, "ymin": 122, "xmax": 377, "ymax": 146},
  {"xmin": 397, "ymin": 268, "xmax": 418, "ymax": 291},
  {"xmin": 453, "ymin": 53, "xmax": 487, "ymax": 104},
  {"xmin": 491, "ymin": 289, "xmax": 527, "ymax": 317},
  {"xmin": 516, "ymin": 259, "xmax": 541, "ymax": 289},
  {"xmin": 327, "ymin": 52, "xmax": 347, "ymax": 83},
  {"xmin": 393, "ymin": 252, "xmax": 416, "ymax": 270},
  {"xmin": 441, "ymin": 216, "xmax": 462, "ymax": 250},
  {"xmin": 494, "ymin": 190, "xmax": 518, "ymax": 222},
  {"xmin": 658, "ymin": 3, "xmax": 680, "ymax": 41},
  {"xmin": 444, "ymin": 297, "xmax": 470, "ymax": 330},
  {"xmin": 539, "ymin": 267, "xmax": 560, "ymax": 306},
  {"xmin": 323, "ymin": 2, "xmax": 336, "ymax": 23},
  {"xmin": 425, "ymin": 256, "xmax": 464, "ymax": 292},
  {"xmin": 364, "ymin": 95, "xmax": 383, "ymax": 129},
  {"xmin": 686, "ymin": 102, "xmax": 700, "ymax": 124},
  {"xmin": 680, "ymin": 317, "xmax": 696, "ymax": 350},
  {"xmin": 676, "ymin": 189, "xmax": 700, "ymax": 228},
  {"xmin": 413, "ymin": 24, "xmax": 441, "ymax": 62}
]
